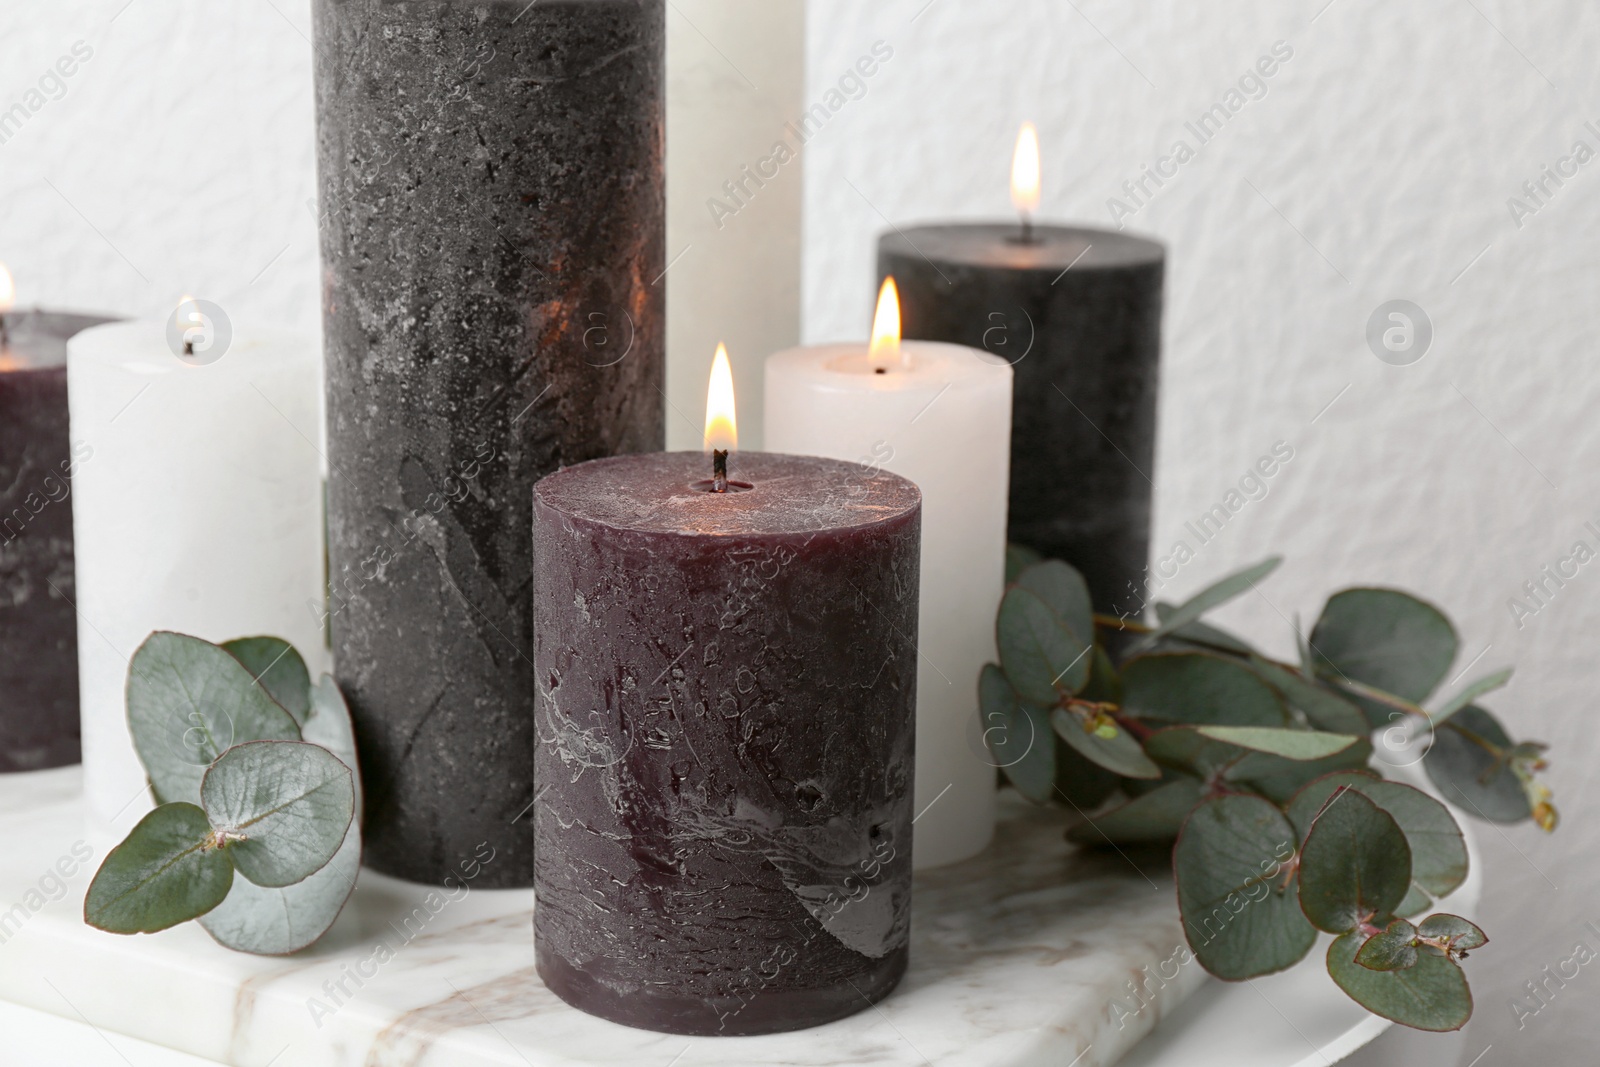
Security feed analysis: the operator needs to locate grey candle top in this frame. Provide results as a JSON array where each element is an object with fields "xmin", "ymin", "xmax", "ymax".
[
  {"xmin": 881, "ymin": 222, "xmax": 1164, "ymax": 272},
  {"xmin": 1, "ymin": 310, "xmax": 118, "ymax": 370},
  {"xmin": 534, "ymin": 452, "xmax": 922, "ymax": 538}
]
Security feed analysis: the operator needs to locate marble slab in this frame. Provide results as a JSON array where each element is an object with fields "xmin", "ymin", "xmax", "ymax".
[{"xmin": 0, "ymin": 769, "xmax": 1205, "ymax": 1067}]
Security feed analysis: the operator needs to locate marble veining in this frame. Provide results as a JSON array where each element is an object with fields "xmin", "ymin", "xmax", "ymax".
[{"xmin": 0, "ymin": 769, "xmax": 1203, "ymax": 1066}]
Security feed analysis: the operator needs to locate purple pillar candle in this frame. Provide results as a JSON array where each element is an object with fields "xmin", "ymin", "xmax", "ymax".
[
  {"xmin": 532, "ymin": 451, "xmax": 921, "ymax": 1035},
  {"xmin": 0, "ymin": 308, "xmax": 117, "ymax": 772}
]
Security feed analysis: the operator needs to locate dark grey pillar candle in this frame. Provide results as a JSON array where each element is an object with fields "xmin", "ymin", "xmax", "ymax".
[
  {"xmin": 312, "ymin": 0, "xmax": 665, "ymax": 886},
  {"xmin": 533, "ymin": 453, "xmax": 920, "ymax": 1035},
  {"xmin": 0, "ymin": 310, "xmax": 116, "ymax": 773},
  {"xmin": 878, "ymin": 224, "xmax": 1163, "ymax": 613}
]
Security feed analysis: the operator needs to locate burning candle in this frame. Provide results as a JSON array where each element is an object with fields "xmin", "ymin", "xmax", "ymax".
[
  {"xmin": 879, "ymin": 122, "xmax": 1165, "ymax": 613},
  {"xmin": 533, "ymin": 354, "xmax": 921, "ymax": 1035},
  {"xmin": 0, "ymin": 262, "xmax": 117, "ymax": 772},
  {"xmin": 764, "ymin": 280, "xmax": 1011, "ymax": 869},
  {"xmin": 68, "ymin": 305, "xmax": 324, "ymax": 825}
]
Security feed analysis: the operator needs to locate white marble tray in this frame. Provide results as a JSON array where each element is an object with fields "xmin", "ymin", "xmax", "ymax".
[{"xmin": 0, "ymin": 769, "xmax": 1206, "ymax": 1067}]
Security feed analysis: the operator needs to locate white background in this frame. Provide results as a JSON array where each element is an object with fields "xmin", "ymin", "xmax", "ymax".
[{"xmin": 1, "ymin": 1, "xmax": 1595, "ymax": 1063}]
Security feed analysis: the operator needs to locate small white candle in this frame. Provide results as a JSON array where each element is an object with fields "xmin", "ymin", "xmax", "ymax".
[
  {"xmin": 68, "ymin": 312, "xmax": 326, "ymax": 826},
  {"xmin": 765, "ymin": 280, "xmax": 1013, "ymax": 869}
]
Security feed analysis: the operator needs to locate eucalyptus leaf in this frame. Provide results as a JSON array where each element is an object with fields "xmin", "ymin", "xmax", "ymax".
[
  {"xmin": 1297, "ymin": 788, "xmax": 1412, "ymax": 934},
  {"xmin": 1051, "ymin": 706, "xmax": 1161, "ymax": 780},
  {"xmin": 1122, "ymin": 652, "xmax": 1288, "ymax": 728},
  {"xmin": 1143, "ymin": 557, "xmax": 1282, "ymax": 646},
  {"xmin": 1196, "ymin": 726, "xmax": 1361, "ymax": 762},
  {"xmin": 1053, "ymin": 739, "xmax": 1123, "ymax": 809},
  {"xmin": 1004, "ymin": 543, "xmax": 1044, "ymax": 584},
  {"xmin": 1174, "ymin": 794, "xmax": 1314, "ymax": 980},
  {"xmin": 1428, "ymin": 668, "xmax": 1513, "ymax": 728},
  {"xmin": 201, "ymin": 741, "xmax": 355, "ymax": 888},
  {"xmin": 1287, "ymin": 773, "xmax": 1467, "ymax": 898},
  {"xmin": 1153, "ymin": 603, "xmax": 1257, "ymax": 654},
  {"xmin": 1423, "ymin": 705, "xmax": 1532, "ymax": 823},
  {"xmin": 303, "ymin": 675, "xmax": 364, "ymax": 817},
  {"xmin": 1016, "ymin": 561, "xmax": 1095, "ymax": 646},
  {"xmin": 1247, "ymin": 657, "xmax": 1369, "ymax": 735},
  {"xmin": 1310, "ymin": 589, "xmax": 1458, "ymax": 726},
  {"xmin": 1417, "ymin": 913, "xmax": 1487, "ymax": 953},
  {"xmin": 1396, "ymin": 884, "xmax": 1433, "ymax": 919},
  {"xmin": 980, "ymin": 665, "xmax": 1055, "ymax": 803},
  {"xmin": 1327, "ymin": 929, "xmax": 1472, "ymax": 1031},
  {"xmin": 198, "ymin": 823, "xmax": 360, "ymax": 955},
  {"xmin": 85, "ymin": 803, "xmax": 234, "ymax": 935},
  {"xmin": 997, "ymin": 586, "xmax": 1091, "ymax": 702},
  {"xmin": 222, "ymin": 636, "xmax": 312, "ymax": 726},
  {"xmin": 1229, "ymin": 738, "xmax": 1375, "ymax": 806},
  {"xmin": 1067, "ymin": 777, "xmax": 1202, "ymax": 846},
  {"xmin": 1355, "ymin": 918, "xmax": 1419, "ymax": 971},
  {"xmin": 127, "ymin": 633, "xmax": 301, "ymax": 806}
]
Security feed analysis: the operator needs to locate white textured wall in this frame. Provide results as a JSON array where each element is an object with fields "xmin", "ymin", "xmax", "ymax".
[
  {"xmin": 0, "ymin": 0, "xmax": 321, "ymax": 341},
  {"xmin": 806, "ymin": 1, "xmax": 1599, "ymax": 1061}
]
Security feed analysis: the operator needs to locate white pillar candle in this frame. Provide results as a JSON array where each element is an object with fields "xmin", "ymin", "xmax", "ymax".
[
  {"xmin": 666, "ymin": 0, "xmax": 805, "ymax": 451},
  {"xmin": 68, "ymin": 317, "xmax": 325, "ymax": 826},
  {"xmin": 765, "ymin": 282, "xmax": 1013, "ymax": 869}
]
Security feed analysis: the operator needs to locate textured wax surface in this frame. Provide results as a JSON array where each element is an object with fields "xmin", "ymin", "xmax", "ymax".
[
  {"xmin": 313, "ymin": 0, "xmax": 666, "ymax": 886},
  {"xmin": 533, "ymin": 452, "xmax": 921, "ymax": 1035},
  {"xmin": 880, "ymin": 224, "xmax": 1164, "ymax": 612},
  {"xmin": 0, "ymin": 312, "xmax": 117, "ymax": 772}
]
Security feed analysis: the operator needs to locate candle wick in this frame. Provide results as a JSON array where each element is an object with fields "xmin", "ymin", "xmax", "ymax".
[
  {"xmin": 712, "ymin": 449, "xmax": 729, "ymax": 493},
  {"xmin": 1019, "ymin": 212, "xmax": 1034, "ymax": 245},
  {"xmin": 183, "ymin": 338, "xmax": 194, "ymax": 357},
  {"xmin": 0, "ymin": 314, "xmax": 8, "ymax": 351}
]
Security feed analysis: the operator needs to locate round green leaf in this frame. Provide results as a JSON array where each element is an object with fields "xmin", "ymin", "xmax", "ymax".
[
  {"xmin": 980, "ymin": 665, "xmax": 1055, "ymax": 803},
  {"xmin": 201, "ymin": 741, "xmax": 355, "ymax": 888},
  {"xmin": 222, "ymin": 636, "xmax": 312, "ymax": 726},
  {"xmin": 1175, "ymin": 795, "xmax": 1315, "ymax": 980},
  {"xmin": 1355, "ymin": 918, "xmax": 1419, "ymax": 971},
  {"xmin": 1417, "ymin": 913, "xmax": 1487, "ymax": 953},
  {"xmin": 1004, "ymin": 543, "xmax": 1044, "ymax": 584},
  {"xmin": 1052, "ymin": 739, "xmax": 1123, "ymax": 809},
  {"xmin": 997, "ymin": 586, "xmax": 1090, "ymax": 702},
  {"xmin": 1424, "ymin": 705, "xmax": 1532, "ymax": 823},
  {"xmin": 1298, "ymin": 788, "xmax": 1412, "ymax": 934},
  {"xmin": 1247, "ymin": 657, "xmax": 1369, "ymax": 735},
  {"xmin": 1051, "ymin": 706, "xmax": 1161, "ymax": 780},
  {"xmin": 1328, "ymin": 929, "xmax": 1473, "ymax": 1031},
  {"xmin": 1067, "ymin": 777, "xmax": 1202, "ymax": 846},
  {"xmin": 303, "ymin": 675, "xmax": 364, "ymax": 818},
  {"xmin": 127, "ymin": 633, "xmax": 302, "ymax": 806},
  {"xmin": 1229, "ymin": 737, "xmax": 1375, "ymax": 806},
  {"xmin": 1016, "ymin": 560, "xmax": 1094, "ymax": 646},
  {"xmin": 1310, "ymin": 589, "xmax": 1458, "ymax": 723},
  {"xmin": 1395, "ymin": 884, "xmax": 1433, "ymax": 919},
  {"xmin": 1288, "ymin": 773, "xmax": 1467, "ymax": 898},
  {"xmin": 1122, "ymin": 653, "xmax": 1288, "ymax": 728},
  {"xmin": 198, "ymin": 822, "xmax": 361, "ymax": 955},
  {"xmin": 85, "ymin": 803, "xmax": 234, "ymax": 934}
]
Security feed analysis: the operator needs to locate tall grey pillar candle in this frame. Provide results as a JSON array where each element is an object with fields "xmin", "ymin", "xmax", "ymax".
[
  {"xmin": 878, "ymin": 225, "xmax": 1163, "ymax": 614},
  {"xmin": 312, "ymin": 0, "xmax": 665, "ymax": 886}
]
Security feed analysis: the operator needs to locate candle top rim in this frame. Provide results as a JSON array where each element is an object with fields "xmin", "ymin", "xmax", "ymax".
[
  {"xmin": 0, "ymin": 310, "xmax": 123, "ymax": 371},
  {"xmin": 534, "ymin": 451, "xmax": 921, "ymax": 539},
  {"xmin": 880, "ymin": 221, "xmax": 1163, "ymax": 270},
  {"xmin": 766, "ymin": 340, "xmax": 1012, "ymax": 389}
]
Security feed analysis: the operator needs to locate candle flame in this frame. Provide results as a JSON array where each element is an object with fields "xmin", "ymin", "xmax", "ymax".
[
  {"xmin": 868, "ymin": 277, "xmax": 903, "ymax": 372},
  {"xmin": 176, "ymin": 294, "xmax": 201, "ymax": 323},
  {"xmin": 1011, "ymin": 122, "xmax": 1041, "ymax": 215},
  {"xmin": 703, "ymin": 343, "xmax": 738, "ymax": 453},
  {"xmin": 0, "ymin": 262, "xmax": 15, "ymax": 315}
]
